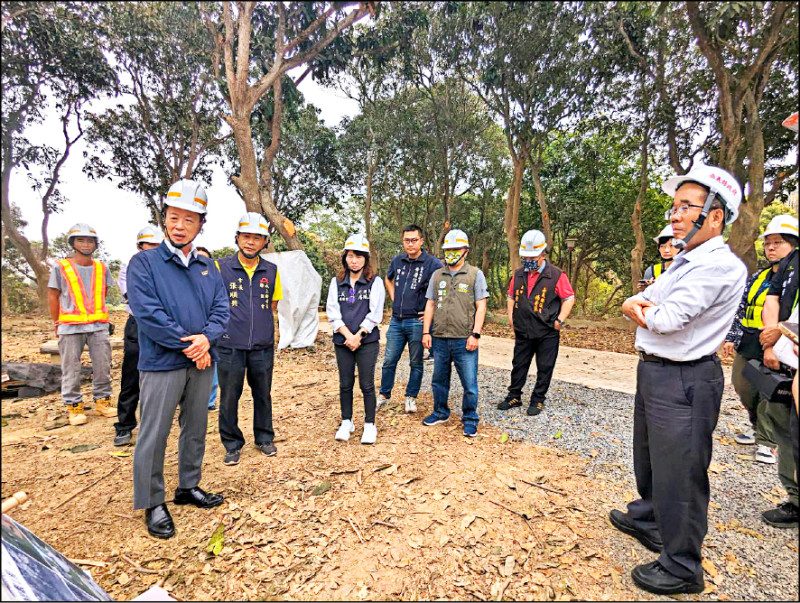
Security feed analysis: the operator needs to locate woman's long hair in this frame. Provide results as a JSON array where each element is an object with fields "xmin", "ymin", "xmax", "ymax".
[{"xmin": 337, "ymin": 250, "xmax": 374, "ymax": 282}]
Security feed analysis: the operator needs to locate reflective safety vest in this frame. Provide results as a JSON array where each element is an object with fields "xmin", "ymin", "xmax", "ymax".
[
  {"xmin": 652, "ymin": 262, "xmax": 666, "ymax": 279},
  {"xmin": 741, "ymin": 268, "xmax": 772, "ymax": 329},
  {"xmin": 57, "ymin": 259, "xmax": 109, "ymax": 324}
]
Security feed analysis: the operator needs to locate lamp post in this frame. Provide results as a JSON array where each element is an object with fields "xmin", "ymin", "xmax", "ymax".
[{"xmin": 565, "ymin": 237, "xmax": 577, "ymax": 283}]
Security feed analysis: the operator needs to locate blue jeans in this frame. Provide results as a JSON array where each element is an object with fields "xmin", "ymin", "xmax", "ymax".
[
  {"xmin": 380, "ymin": 317, "xmax": 424, "ymax": 398},
  {"xmin": 208, "ymin": 364, "xmax": 219, "ymax": 409},
  {"xmin": 431, "ymin": 337, "xmax": 479, "ymax": 426}
]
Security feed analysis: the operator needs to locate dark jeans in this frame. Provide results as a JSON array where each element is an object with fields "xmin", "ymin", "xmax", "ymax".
[
  {"xmin": 334, "ymin": 340, "xmax": 379, "ymax": 423},
  {"xmin": 626, "ymin": 357, "xmax": 724, "ymax": 580},
  {"xmin": 217, "ymin": 346, "xmax": 275, "ymax": 453},
  {"xmin": 507, "ymin": 332, "xmax": 560, "ymax": 403},
  {"xmin": 431, "ymin": 337, "xmax": 479, "ymax": 426},
  {"xmin": 380, "ymin": 317, "xmax": 424, "ymax": 398},
  {"xmin": 115, "ymin": 314, "xmax": 140, "ymax": 435}
]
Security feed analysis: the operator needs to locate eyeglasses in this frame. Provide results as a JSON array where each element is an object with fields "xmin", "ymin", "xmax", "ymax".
[
  {"xmin": 403, "ymin": 238, "xmax": 421, "ymax": 244},
  {"xmin": 347, "ymin": 287, "xmax": 355, "ymax": 304},
  {"xmin": 664, "ymin": 203, "xmax": 705, "ymax": 220},
  {"xmin": 764, "ymin": 239, "xmax": 790, "ymax": 248}
]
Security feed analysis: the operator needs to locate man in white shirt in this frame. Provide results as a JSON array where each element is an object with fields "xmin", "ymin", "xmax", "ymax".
[{"xmin": 611, "ymin": 165, "xmax": 747, "ymax": 595}]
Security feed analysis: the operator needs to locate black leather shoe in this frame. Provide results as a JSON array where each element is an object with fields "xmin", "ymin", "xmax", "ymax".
[
  {"xmin": 631, "ymin": 561, "xmax": 704, "ymax": 595},
  {"xmin": 609, "ymin": 509, "xmax": 663, "ymax": 552},
  {"xmin": 174, "ymin": 486, "xmax": 224, "ymax": 509},
  {"xmin": 145, "ymin": 503, "xmax": 175, "ymax": 539}
]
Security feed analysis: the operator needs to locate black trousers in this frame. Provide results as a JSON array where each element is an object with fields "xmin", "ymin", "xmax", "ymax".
[
  {"xmin": 626, "ymin": 357, "xmax": 724, "ymax": 580},
  {"xmin": 217, "ymin": 346, "xmax": 275, "ymax": 453},
  {"xmin": 115, "ymin": 314, "xmax": 140, "ymax": 435},
  {"xmin": 507, "ymin": 332, "xmax": 560, "ymax": 403},
  {"xmin": 334, "ymin": 340, "xmax": 378, "ymax": 424}
]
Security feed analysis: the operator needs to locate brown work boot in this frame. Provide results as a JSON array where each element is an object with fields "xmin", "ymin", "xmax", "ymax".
[
  {"xmin": 93, "ymin": 397, "xmax": 117, "ymax": 418},
  {"xmin": 68, "ymin": 403, "xmax": 88, "ymax": 426}
]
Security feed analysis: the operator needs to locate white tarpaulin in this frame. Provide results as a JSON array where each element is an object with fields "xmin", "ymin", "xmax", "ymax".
[{"xmin": 260, "ymin": 250, "xmax": 321, "ymax": 349}]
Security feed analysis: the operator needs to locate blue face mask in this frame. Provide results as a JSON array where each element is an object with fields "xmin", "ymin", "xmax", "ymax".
[{"xmin": 523, "ymin": 259, "xmax": 540, "ymax": 272}]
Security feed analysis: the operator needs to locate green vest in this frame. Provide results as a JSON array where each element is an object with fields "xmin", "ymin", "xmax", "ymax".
[
  {"xmin": 430, "ymin": 263, "xmax": 479, "ymax": 338},
  {"xmin": 741, "ymin": 268, "xmax": 772, "ymax": 329}
]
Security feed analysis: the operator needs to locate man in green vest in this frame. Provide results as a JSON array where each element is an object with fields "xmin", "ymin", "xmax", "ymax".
[
  {"xmin": 721, "ymin": 214, "xmax": 798, "ymax": 468},
  {"xmin": 637, "ymin": 225, "xmax": 678, "ymax": 292},
  {"xmin": 421, "ymin": 229, "xmax": 489, "ymax": 437}
]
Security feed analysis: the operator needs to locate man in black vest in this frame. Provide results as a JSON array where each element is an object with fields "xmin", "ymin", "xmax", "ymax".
[{"xmin": 498, "ymin": 229, "xmax": 575, "ymax": 416}]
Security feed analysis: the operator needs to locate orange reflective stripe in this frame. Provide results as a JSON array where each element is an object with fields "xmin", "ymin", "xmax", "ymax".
[{"xmin": 58, "ymin": 259, "xmax": 109, "ymax": 324}]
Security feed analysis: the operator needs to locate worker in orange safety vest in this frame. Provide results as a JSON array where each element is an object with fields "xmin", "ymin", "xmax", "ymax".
[{"xmin": 47, "ymin": 223, "xmax": 116, "ymax": 426}]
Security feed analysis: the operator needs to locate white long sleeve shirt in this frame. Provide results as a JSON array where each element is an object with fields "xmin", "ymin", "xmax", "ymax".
[
  {"xmin": 326, "ymin": 275, "xmax": 386, "ymax": 335},
  {"xmin": 629, "ymin": 235, "xmax": 747, "ymax": 361}
]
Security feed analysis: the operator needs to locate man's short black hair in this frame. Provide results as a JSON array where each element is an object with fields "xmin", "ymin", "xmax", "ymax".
[
  {"xmin": 195, "ymin": 246, "xmax": 211, "ymax": 257},
  {"xmin": 402, "ymin": 224, "xmax": 424, "ymax": 238}
]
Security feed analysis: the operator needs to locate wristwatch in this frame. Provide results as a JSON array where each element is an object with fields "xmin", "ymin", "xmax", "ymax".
[
  {"xmin": 471, "ymin": 332, "xmax": 481, "ymax": 339},
  {"xmin": 555, "ymin": 319, "xmax": 565, "ymax": 327},
  {"xmin": 359, "ymin": 329, "xmax": 369, "ymax": 338}
]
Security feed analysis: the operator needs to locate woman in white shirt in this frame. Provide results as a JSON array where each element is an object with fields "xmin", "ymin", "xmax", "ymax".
[{"xmin": 325, "ymin": 234, "xmax": 385, "ymax": 444}]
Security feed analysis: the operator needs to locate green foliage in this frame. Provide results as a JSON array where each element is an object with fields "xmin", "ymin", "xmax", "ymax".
[{"xmin": 84, "ymin": 2, "xmax": 224, "ymax": 223}]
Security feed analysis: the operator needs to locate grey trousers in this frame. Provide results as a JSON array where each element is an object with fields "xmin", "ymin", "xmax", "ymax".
[
  {"xmin": 58, "ymin": 330, "xmax": 112, "ymax": 405},
  {"xmin": 133, "ymin": 366, "xmax": 213, "ymax": 510}
]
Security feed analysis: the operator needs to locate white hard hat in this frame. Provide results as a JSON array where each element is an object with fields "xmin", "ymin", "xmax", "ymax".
[
  {"xmin": 164, "ymin": 179, "xmax": 208, "ymax": 215},
  {"xmin": 236, "ymin": 212, "xmax": 269, "ymax": 236},
  {"xmin": 136, "ymin": 225, "xmax": 164, "ymax": 245},
  {"xmin": 519, "ymin": 230, "xmax": 547, "ymax": 257},
  {"xmin": 760, "ymin": 214, "xmax": 799, "ymax": 239},
  {"xmin": 661, "ymin": 165, "xmax": 742, "ymax": 224},
  {"xmin": 442, "ymin": 229, "xmax": 469, "ymax": 250},
  {"xmin": 67, "ymin": 223, "xmax": 98, "ymax": 241},
  {"xmin": 653, "ymin": 224, "xmax": 674, "ymax": 244},
  {"xmin": 343, "ymin": 233, "xmax": 370, "ymax": 253}
]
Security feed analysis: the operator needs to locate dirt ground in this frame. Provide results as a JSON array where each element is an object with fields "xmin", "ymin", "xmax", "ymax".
[{"xmin": 2, "ymin": 312, "xmax": 717, "ymax": 601}]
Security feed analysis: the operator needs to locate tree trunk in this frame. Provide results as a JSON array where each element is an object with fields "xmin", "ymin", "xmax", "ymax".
[
  {"xmin": 504, "ymin": 156, "xmax": 525, "ymax": 270},
  {"xmin": 1, "ymin": 167, "xmax": 50, "ymax": 312},
  {"xmin": 364, "ymin": 157, "xmax": 376, "ymax": 241},
  {"xmin": 530, "ymin": 160, "xmax": 554, "ymax": 252},
  {"xmin": 728, "ymin": 91, "xmax": 765, "ymax": 273},
  {"xmin": 629, "ymin": 118, "xmax": 650, "ymax": 291}
]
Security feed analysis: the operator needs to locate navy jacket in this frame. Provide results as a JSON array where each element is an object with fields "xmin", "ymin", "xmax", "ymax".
[
  {"xmin": 386, "ymin": 250, "xmax": 443, "ymax": 318},
  {"xmin": 216, "ymin": 254, "xmax": 278, "ymax": 350},
  {"xmin": 127, "ymin": 242, "xmax": 230, "ymax": 371}
]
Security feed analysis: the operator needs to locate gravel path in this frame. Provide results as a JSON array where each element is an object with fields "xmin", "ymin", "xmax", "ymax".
[{"xmin": 387, "ymin": 353, "xmax": 799, "ymax": 601}]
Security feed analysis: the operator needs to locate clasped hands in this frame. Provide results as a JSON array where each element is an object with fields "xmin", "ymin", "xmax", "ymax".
[
  {"xmin": 621, "ymin": 298, "xmax": 655, "ymax": 328},
  {"xmin": 181, "ymin": 333, "xmax": 211, "ymax": 370}
]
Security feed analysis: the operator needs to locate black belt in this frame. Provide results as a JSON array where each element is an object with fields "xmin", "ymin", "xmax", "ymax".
[{"xmin": 638, "ymin": 352, "xmax": 718, "ymax": 366}]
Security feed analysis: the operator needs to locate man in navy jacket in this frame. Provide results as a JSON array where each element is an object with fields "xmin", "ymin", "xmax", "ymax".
[
  {"xmin": 215, "ymin": 213, "xmax": 282, "ymax": 466},
  {"xmin": 127, "ymin": 179, "xmax": 229, "ymax": 539}
]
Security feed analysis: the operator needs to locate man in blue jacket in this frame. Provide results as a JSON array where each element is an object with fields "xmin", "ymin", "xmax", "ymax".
[
  {"xmin": 378, "ymin": 225, "xmax": 443, "ymax": 413},
  {"xmin": 127, "ymin": 179, "xmax": 230, "ymax": 539},
  {"xmin": 215, "ymin": 213, "xmax": 282, "ymax": 466}
]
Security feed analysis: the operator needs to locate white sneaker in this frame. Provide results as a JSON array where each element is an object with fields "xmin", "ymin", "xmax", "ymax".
[
  {"xmin": 755, "ymin": 444, "xmax": 777, "ymax": 464},
  {"xmin": 335, "ymin": 419, "xmax": 355, "ymax": 441},
  {"xmin": 404, "ymin": 396, "xmax": 417, "ymax": 413},
  {"xmin": 377, "ymin": 394, "xmax": 389, "ymax": 410},
  {"xmin": 734, "ymin": 427, "xmax": 756, "ymax": 445},
  {"xmin": 361, "ymin": 422, "xmax": 377, "ymax": 445}
]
